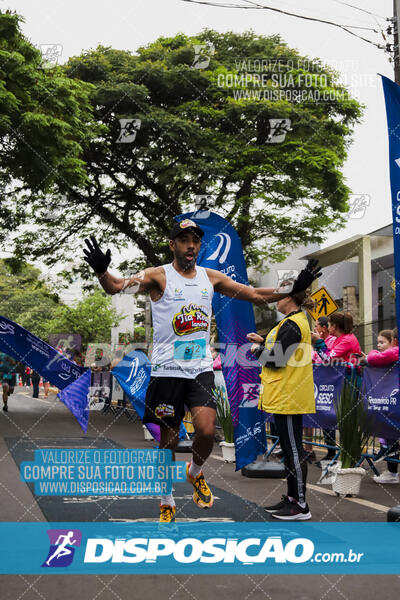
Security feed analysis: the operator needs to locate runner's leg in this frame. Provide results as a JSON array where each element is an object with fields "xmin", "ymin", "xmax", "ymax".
[
  {"xmin": 2, "ymin": 383, "xmax": 9, "ymax": 411},
  {"xmin": 159, "ymin": 424, "xmax": 181, "ymax": 461},
  {"xmin": 143, "ymin": 376, "xmax": 185, "ymax": 519},
  {"xmin": 185, "ymin": 372, "xmax": 216, "ymax": 508},
  {"xmin": 190, "ymin": 405, "xmax": 216, "ymax": 467},
  {"xmin": 159, "ymin": 425, "xmax": 180, "ymax": 509}
]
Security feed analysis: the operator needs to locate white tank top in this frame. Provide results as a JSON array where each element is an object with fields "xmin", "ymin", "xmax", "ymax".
[{"xmin": 150, "ymin": 263, "xmax": 214, "ymax": 378}]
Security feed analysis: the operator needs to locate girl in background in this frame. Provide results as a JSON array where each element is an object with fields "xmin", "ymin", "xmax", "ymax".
[
  {"xmin": 365, "ymin": 328, "xmax": 399, "ymax": 484},
  {"xmin": 311, "ymin": 312, "xmax": 362, "ymax": 465}
]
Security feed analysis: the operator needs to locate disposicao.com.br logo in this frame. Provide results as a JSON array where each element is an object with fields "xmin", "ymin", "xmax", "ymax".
[{"xmin": 82, "ymin": 535, "xmax": 363, "ymax": 566}]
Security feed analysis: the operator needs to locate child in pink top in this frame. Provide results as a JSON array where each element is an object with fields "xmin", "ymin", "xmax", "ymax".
[
  {"xmin": 368, "ymin": 328, "xmax": 400, "ymax": 484},
  {"xmin": 366, "ymin": 329, "xmax": 399, "ymax": 366},
  {"xmin": 312, "ymin": 316, "xmax": 336, "ymax": 363}
]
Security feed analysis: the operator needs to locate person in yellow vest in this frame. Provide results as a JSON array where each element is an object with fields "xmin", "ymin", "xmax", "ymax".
[{"xmin": 247, "ymin": 289, "xmax": 315, "ymax": 521}]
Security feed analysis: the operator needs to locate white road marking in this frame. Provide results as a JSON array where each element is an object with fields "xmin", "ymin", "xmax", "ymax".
[
  {"xmin": 109, "ymin": 518, "xmax": 234, "ymax": 522},
  {"xmin": 62, "ymin": 494, "xmax": 221, "ymax": 503},
  {"xmin": 210, "ymin": 454, "xmax": 226, "ymax": 462},
  {"xmin": 307, "ymin": 482, "xmax": 391, "ymax": 512},
  {"xmin": 17, "ymin": 392, "xmax": 51, "ymax": 403}
]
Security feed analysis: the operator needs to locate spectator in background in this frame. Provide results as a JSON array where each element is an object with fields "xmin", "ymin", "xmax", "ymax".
[
  {"xmin": 25, "ymin": 366, "xmax": 31, "ymax": 387},
  {"xmin": 363, "ymin": 329, "xmax": 397, "ymax": 367},
  {"xmin": 31, "ymin": 370, "xmax": 41, "ymax": 399},
  {"xmin": 43, "ymin": 379, "xmax": 50, "ymax": 398},
  {"xmin": 364, "ymin": 328, "xmax": 399, "ymax": 484},
  {"xmin": 312, "ymin": 312, "xmax": 362, "ymax": 364},
  {"xmin": 311, "ymin": 312, "xmax": 362, "ymax": 465},
  {"xmin": 305, "ymin": 317, "xmax": 336, "ymax": 461},
  {"xmin": 16, "ymin": 362, "xmax": 27, "ymax": 387},
  {"xmin": 312, "ymin": 317, "xmax": 336, "ymax": 363},
  {"xmin": 211, "ymin": 346, "xmax": 225, "ymax": 390}
]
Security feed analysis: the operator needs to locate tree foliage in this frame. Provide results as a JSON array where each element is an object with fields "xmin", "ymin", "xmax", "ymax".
[
  {"xmin": 0, "ymin": 259, "xmax": 120, "ymax": 344},
  {"xmin": 0, "ymin": 18, "xmax": 363, "ymax": 275},
  {"xmin": 42, "ymin": 289, "xmax": 122, "ymax": 346},
  {"xmin": 0, "ymin": 258, "xmax": 60, "ymax": 338}
]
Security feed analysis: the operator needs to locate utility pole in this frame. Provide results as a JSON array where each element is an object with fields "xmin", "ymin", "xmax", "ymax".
[{"xmin": 394, "ymin": 0, "xmax": 400, "ymax": 83}]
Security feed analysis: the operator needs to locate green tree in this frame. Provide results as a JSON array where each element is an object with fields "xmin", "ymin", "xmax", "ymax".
[
  {"xmin": 0, "ymin": 10, "xmax": 96, "ymax": 245},
  {"xmin": 43, "ymin": 289, "xmax": 122, "ymax": 346},
  {"xmin": 4, "ymin": 26, "xmax": 362, "ymax": 272},
  {"xmin": 0, "ymin": 258, "xmax": 60, "ymax": 338}
]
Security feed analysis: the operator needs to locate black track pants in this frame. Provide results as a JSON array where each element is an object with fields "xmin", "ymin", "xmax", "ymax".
[{"xmin": 274, "ymin": 413, "xmax": 307, "ymax": 504}]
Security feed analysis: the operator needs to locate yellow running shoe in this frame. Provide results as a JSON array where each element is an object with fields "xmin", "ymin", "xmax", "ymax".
[
  {"xmin": 186, "ymin": 462, "xmax": 214, "ymax": 509},
  {"xmin": 159, "ymin": 504, "xmax": 176, "ymax": 523}
]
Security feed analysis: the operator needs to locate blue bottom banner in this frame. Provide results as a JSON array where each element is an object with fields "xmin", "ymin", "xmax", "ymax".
[{"xmin": 1, "ymin": 522, "xmax": 399, "ymax": 574}]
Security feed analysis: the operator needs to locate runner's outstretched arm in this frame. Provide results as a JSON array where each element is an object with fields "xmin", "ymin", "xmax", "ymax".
[
  {"xmin": 83, "ymin": 236, "xmax": 154, "ymax": 295},
  {"xmin": 209, "ymin": 270, "xmax": 290, "ymax": 305},
  {"xmin": 208, "ymin": 259, "xmax": 322, "ymax": 305}
]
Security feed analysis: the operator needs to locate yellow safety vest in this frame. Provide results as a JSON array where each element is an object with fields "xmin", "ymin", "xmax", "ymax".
[{"xmin": 258, "ymin": 311, "xmax": 315, "ymax": 415}]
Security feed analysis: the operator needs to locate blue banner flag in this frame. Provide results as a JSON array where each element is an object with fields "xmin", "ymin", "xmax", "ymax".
[
  {"xmin": 111, "ymin": 350, "xmax": 187, "ymax": 441},
  {"xmin": 381, "ymin": 75, "xmax": 400, "ymax": 391},
  {"xmin": 362, "ymin": 364, "xmax": 400, "ymax": 437},
  {"xmin": 0, "ymin": 315, "xmax": 86, "ymax": 388},
  {"xmin": 0, "ymin": 315, "xmax": 89, "ymax": 430},
  {"xmin": 57, "ymin": 370, "xmax": 91, "ymax": 433},
  {"xmin": 176, "ymin": 211, "xmax": 266, "ymax": 470}
]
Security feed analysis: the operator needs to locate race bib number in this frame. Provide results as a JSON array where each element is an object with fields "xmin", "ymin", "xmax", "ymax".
[{"xmin": 174, "ymin": 339, "xmax": 206, "ymax": 361}]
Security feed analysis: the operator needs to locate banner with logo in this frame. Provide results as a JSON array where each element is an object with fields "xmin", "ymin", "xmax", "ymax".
[
  {"xmin": 362, "ymin": 364, "xmax": 400, "ymax": 438},
  {"xmin": 302, "ymin": 365, "xmax": 346, "ymax": 429},
  {"xmin": 176, "ymin": 211, "xmax": 266, "ymax": 470},
  {"xmin": 111, "ymin": 350, "xmax": 187, "ymax": 442},
  {"xmin": 0, "ymin": 316, "xmax": 86, "ymax": 388},
  {"xmin": 0, "ymin": 315, "xmax": 89, "ymax": 430},
  {"xmin": 1, "ymin": 522, "xmax": 400, "ymax": 574},
  {"xmin": 382, "ymin": 75, "xmax": 400, "ymax": 392}
]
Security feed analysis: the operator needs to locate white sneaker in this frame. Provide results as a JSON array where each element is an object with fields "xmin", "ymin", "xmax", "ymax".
[{"xmin": 373, "ymin": 470, "xmax": 399, "ymax": 484}]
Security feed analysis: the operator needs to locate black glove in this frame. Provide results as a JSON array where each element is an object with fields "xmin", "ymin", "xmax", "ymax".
[
  {"xmin": 291, "ymin": 259, "xmax": 322, "ymax": 295},
  {"xmin": 83, "ymin": 236, "xmax": 111, "ymax": 274}
]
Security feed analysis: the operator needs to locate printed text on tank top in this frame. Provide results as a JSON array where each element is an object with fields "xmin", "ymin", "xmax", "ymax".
[{"xmin": 150, "ymin": 263, "xmax": 214, "ymax": 378}]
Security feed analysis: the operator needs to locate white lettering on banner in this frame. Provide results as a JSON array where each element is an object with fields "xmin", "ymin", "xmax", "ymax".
[
  {"xmin": 129, "ymin": 368, "xmax": 146, "ymax": 395},
  {"xmin": 126, "ymin": 357, "xmax": 139, "ymax": 383},
  {"xmin": 314, "ymin": 383, "xmax": 335, "ymax": 407},
  {"xmin": 83, "ymin": 536, "xmax": 315, "ymax": 564},
  {"xmin": 0, "ymin": 321, "xmax": 15, "ymax": 335},
  {"xmin": 390, "ymin": 388, "xmax": 399, "ymax": 406},
  {"xmin": 367, "ymin": 395, "xmax": 393, "ymax": 412},
  {"xmin": 235, "ymin": 422, "xmax": 263, "ymax": 449}
]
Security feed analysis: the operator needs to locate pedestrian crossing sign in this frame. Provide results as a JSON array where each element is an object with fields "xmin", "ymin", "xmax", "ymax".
[{"xmin": 306, "ymin": 286, "xmax": 338, "ymax": 320}]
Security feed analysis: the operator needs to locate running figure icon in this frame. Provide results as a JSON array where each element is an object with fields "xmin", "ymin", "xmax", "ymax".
[{"xmin": 45, "ymin": 531, "xmax": 77, "ymax": 566}]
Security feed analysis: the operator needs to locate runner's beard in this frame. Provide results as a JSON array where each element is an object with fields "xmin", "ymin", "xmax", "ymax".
[{"xmin": 175, "ymin": 249, "xmax": 197, "ymax": 272}]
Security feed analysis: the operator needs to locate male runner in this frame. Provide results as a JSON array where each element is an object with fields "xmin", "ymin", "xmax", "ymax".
[
  {"xmin": 84, "ymin": 219, "xmax": 321, "ymax": 522},
  {"xmin": 0, "ymin": 354, "xmax": 16, "ymax": 412}
]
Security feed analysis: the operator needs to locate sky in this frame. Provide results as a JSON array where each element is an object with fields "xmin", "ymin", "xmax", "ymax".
[{"xmin": 2, "ymin": 0, "xmax": 395, "ymax": 298}]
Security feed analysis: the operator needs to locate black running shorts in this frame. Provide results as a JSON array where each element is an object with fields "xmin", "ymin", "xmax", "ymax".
[{"xmin": 143, "ymin": 371, "xmax": 216, "ymax": 428}]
